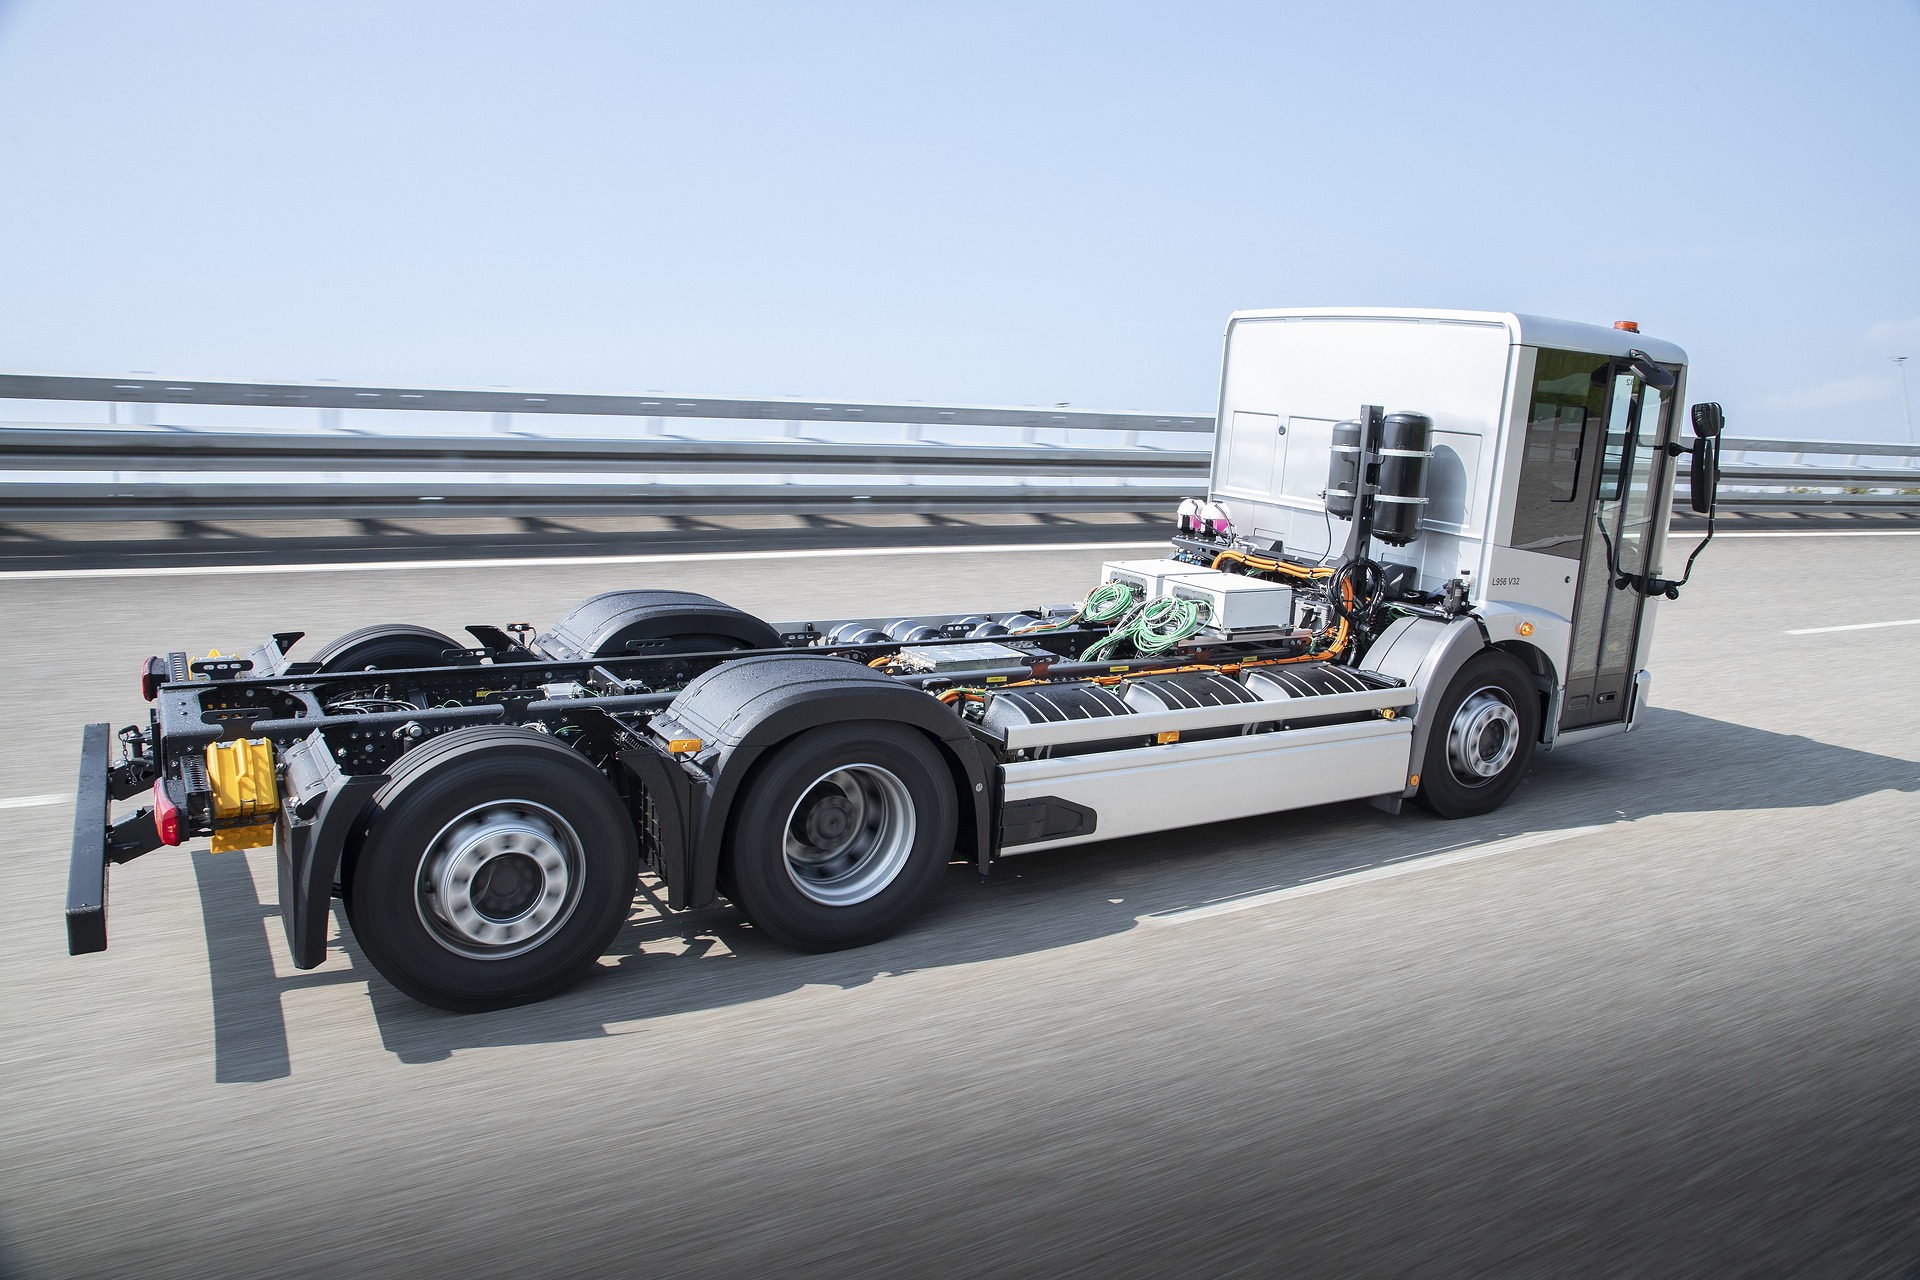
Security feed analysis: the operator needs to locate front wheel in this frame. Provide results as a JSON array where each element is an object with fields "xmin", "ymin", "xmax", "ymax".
[
  {"xmin": 723, "ymin": 723, "xmax": 957, "ymax": 951},
  {"xmin": 346, "ymin": 727, "xmax": 639, "ymax": 1012},
  {"xmin": 1414, "ymin": 650, "xmax": 1540, "ymax": 819}
]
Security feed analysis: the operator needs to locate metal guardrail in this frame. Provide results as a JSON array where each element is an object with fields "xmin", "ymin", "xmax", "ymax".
[
  {"xmin": 2, "ymin": 369, "xmax": 1917, "ymax": 520},
  {"xmin": 0, "ymin": 373, "xmax": 1215, "ymax": 434},
  {"xmin": 1686, "ymin": 436, "xmax": 1920, "ymax": 512},
  {"xmin": 0, "ymin": 374, "xmax": 1213, "ymax": 520}
]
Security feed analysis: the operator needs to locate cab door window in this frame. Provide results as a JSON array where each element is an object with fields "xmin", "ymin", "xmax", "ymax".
[{"xmin": 1510, "ymin": 350, "xmax": 1610, "ymax": 557}]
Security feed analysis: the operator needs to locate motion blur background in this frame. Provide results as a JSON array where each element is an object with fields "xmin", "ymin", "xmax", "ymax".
[{"xmin": 0, "ymin": 0, "xmax": 1915, "ymax": 435}]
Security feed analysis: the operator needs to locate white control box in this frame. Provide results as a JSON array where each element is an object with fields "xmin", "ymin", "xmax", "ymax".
[
  {"xmin": 1100, "ymin": 558, "xmax": 1203, "ymax": 599},
  {"xmin": 1161, "ymin": 568, "xmax": 1294, "ymax": 633}
]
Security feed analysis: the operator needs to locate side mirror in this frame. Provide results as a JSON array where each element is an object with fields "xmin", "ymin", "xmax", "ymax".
[
  {"xmin": 1626, "ymin": 349, "xmax": 1676, "ymax": 390},
  {"xmin": 1689, "ymin": 435, "xmax": 1718, "ymax": 514},
  {"xmin": 1690, "ymin": 401, "xmax": 1724, "ymax": 438}
]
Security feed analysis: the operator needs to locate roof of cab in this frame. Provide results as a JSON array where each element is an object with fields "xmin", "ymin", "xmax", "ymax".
[{"xmin": 1223, "ymin": 307, "xmax": 1688, "ymax": 367}]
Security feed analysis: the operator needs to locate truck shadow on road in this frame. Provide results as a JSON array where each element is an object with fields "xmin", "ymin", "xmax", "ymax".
[{"xmin": 191, "ymin": 706, "xmax": 1919, "ymax": 1076}]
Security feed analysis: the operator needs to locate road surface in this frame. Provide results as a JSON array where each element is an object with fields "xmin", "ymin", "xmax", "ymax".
[{"xmin": 2, "ymin": 530, "xmax": 1917, "ymax": 1279}]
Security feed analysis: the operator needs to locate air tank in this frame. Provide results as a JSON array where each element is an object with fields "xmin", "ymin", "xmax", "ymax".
[
  {"xmin": 1325, "ymin": 420, "xmax": 1361, "ymax": 520},
  {"xmin": 1373, "ymin": 411, "xmax": 1432, "ymax": 546}
]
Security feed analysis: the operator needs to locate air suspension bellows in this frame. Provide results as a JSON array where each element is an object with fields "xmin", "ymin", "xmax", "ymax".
[{"xmin": 1373, "ymin": 412, "xmax": 1432, "ymax": 546}]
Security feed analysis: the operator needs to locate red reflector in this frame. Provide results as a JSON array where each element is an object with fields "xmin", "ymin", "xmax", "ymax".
[
  {"xmin": 152, "ymin": 779, "xmax": 180, "ymax": 846},
  {"xmin": 141, "ymin": 656, "xmax": 167, "ymax": 702}
]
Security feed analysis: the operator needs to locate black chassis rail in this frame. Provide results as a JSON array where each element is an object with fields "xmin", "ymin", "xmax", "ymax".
[
  {"xmin": 73, "ymin": 607, "xmax": 1351, "ymax": 970},
  {"xmin": 72, "ymin": 623, "xmax": 1126, "ymax": 968}
]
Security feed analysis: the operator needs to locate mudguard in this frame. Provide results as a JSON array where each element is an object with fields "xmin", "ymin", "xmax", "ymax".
[
  {"xmin": 650, "ymin": 655, "xmax": 994, "ymax": 909},
  {"xmin": 1360, "ymin": 615, "xmax": 1491, "ymax": 798},
  {"xmin": 537, "ymin": 590, "xmax": 782, "ymax": 661},
  {"xmin": 275, "ymin": 731, "xmax": 387, "ymax": 970}
]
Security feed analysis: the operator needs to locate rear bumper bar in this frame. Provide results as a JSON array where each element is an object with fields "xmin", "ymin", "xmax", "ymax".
[{"xmin": 67, "ymin": 723, "xmax": 111, "ymax": 954}]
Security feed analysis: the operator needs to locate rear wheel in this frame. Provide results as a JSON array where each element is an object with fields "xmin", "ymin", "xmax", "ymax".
[
  {"xmin": 346, "ymin": 727, "xmax": 638, "ymax": 1012},
  {"xmin": 312, "ymin": 623, "xmax": 464, "ymax": 673},
  {"xmin": 1415, "ymin": 650, "xmax": 1539, "ymax": 819},
  {"xmin": 722, "ymin": 723, "xmax": 956, "ymax": 951}
]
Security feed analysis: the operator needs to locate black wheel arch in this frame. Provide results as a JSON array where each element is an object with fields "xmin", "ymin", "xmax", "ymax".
[{"xmin": 311, "ymin": 623, "xmax": 467, "ymax": 673}]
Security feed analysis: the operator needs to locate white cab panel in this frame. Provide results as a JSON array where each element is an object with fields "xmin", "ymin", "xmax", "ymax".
[{"xmin": 1211, "ymin": 312, "xmax": 1513, "ymax": 593}]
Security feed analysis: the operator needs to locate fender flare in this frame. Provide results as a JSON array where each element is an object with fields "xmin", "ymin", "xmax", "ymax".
[
  {"xmin": 1360, "ymin": 615, "xmax": 1491, "ymax": 798},
  {"xmin": 652, "ymin": 655, "xmax": 992, "ymax": 909}
]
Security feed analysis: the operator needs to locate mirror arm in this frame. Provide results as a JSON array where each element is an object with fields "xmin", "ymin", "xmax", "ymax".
[{"xmin": 1625, "ymin": 349, "xmax": 1677, "ymax": 390}]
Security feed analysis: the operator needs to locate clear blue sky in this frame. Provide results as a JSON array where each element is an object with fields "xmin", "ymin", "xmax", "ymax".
[{"xmin": 0, "ymin": 1, "xmax": 1914, "ymax": 441}]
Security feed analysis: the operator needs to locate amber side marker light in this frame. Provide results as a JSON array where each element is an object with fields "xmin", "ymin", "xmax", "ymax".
[
  {"xmin": 667, "ymin": 738, "xmax": 703, "ymax": 754},
  {"xmin": 1614, "ymin": 320, "xmax": 1640, "ymax": 333},
  {"xmin": 1517, "ymin": 621, "xmax": 1535, "ymax": 637}
]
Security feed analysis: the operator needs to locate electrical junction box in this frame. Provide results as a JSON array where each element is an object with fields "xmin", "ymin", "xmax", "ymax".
[
  {"xmin": 1100, "ymin": 558, "xmax": 1204, "ymax": 599},
  {"xmin": 1161, "ymin": 569, "xmax": 1294, "ymax": 634},
  {"xmin": 897, "ymin": 642, "xmax": 1029, "ymax": 674}
]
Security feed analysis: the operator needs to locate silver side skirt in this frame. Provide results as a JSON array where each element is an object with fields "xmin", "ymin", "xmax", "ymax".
[{"xmin": 1000, "ymin": 719, "xmax": 1413, "ymax": 853}]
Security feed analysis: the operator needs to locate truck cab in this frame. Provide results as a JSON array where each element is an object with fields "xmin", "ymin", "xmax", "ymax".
[{"xmin": 1211, "ymin": 307, "xmax": 1687, "ymax": 747}]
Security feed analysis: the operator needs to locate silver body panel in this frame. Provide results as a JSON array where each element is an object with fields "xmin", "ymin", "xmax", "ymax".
[{"xmin": 999, "ymin": 718, "xmax": 1415, "ymax": 852}]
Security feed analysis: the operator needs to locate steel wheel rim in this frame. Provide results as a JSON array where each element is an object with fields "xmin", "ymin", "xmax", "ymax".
[
  {"xmin": 415, "ymin": 800, "xmax": 586, "ymax": 960},
  {"xmin": 782, "ymin": 765, "xmax": 916, "ymax": 907},
  {"xmin": 1446, "ymin": 686, "xmax": 1520, "ymax": 786}
]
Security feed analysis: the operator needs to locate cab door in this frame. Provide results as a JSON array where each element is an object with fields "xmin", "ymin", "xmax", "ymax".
[{"xmin": 1560, "ymin": 367, "xmax": 1675, "ymax": 730}]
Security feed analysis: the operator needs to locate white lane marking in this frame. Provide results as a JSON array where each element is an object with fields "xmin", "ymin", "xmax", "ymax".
[
  {"xmin": 1137, "ymin": 824, "xmax": 1615, "ymax": 927},
  {"xmin": 1703, "ymin": 530, "xmax": 1920, "ymax": 538},
  {"xmin": 1784, "ymin": 618, "xmax": 1920, "ymax": 635},
  {"xmin": 0, "ymin": 793, "xmax": 69, "ymax": 810},
  {"xmin": 0, "ymin": 540, "xmax": 1170, "ymax": 582}
]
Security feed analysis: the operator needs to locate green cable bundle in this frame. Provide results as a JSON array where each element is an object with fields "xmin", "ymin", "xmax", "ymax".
[
  {"xmin": 1011, "ymin": 579, "xmax": 1137, "ymax": 634},
  {"xmin": 1081, "ymin": 594, "xmax": 1210, "ymax": 662},
  {"xmin": 1082, "ymin": 580, "xmax": 1136, "ymax": 624}
]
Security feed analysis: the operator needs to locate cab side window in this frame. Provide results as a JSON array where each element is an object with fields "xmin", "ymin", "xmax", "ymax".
[{"xmin": 1510, "ymin": 349, "xmax": 1610, "ymax": 558}]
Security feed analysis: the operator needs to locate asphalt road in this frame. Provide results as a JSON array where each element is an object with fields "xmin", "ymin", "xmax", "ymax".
[{"xmin": 2, "ymin": 531, "xmax": 1919, "ymax": 1279}]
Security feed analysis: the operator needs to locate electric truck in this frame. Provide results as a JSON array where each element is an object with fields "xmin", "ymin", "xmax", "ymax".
[{"xmin": 65, "ymin": 307, "xmax": 1724, "ymax": 1011}]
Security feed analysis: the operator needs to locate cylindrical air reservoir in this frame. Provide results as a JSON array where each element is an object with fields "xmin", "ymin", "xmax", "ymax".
[
  {"xmin": 1325, "ymin": 420, "xmax": 1361, "ymax": 520},
  {"xmin": 1373, "ymin": 412, "xmax": 1433, "ymax": 546}
]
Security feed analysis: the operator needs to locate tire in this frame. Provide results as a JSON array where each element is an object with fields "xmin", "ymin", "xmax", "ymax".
[
  {"xmin": 345, "ymin": 726, "xmax": 639, "ymax": 1012},
  {"xmin": 1414, "ymin": 649, "xmax": 1539, "ymax": 819},
  {"xmin": 313, "ymin": 623, "xmax": 464, "ymax": 673},
  {"xmin": 722, "ymin": 722, "xmax": 956, "ymax": 952}
]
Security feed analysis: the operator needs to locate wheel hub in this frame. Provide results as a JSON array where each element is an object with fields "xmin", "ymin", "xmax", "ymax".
[
  {"xmin": 782, "ymin": 766, "xmax": 916, "ymax": 907},
  {"xmin": 416, "ymin": 802, "xmax": 585, "ymax": 959},
  {"xmin": 1446, "ymin": 688, "xmax": 1520, "ymax": 784}
]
